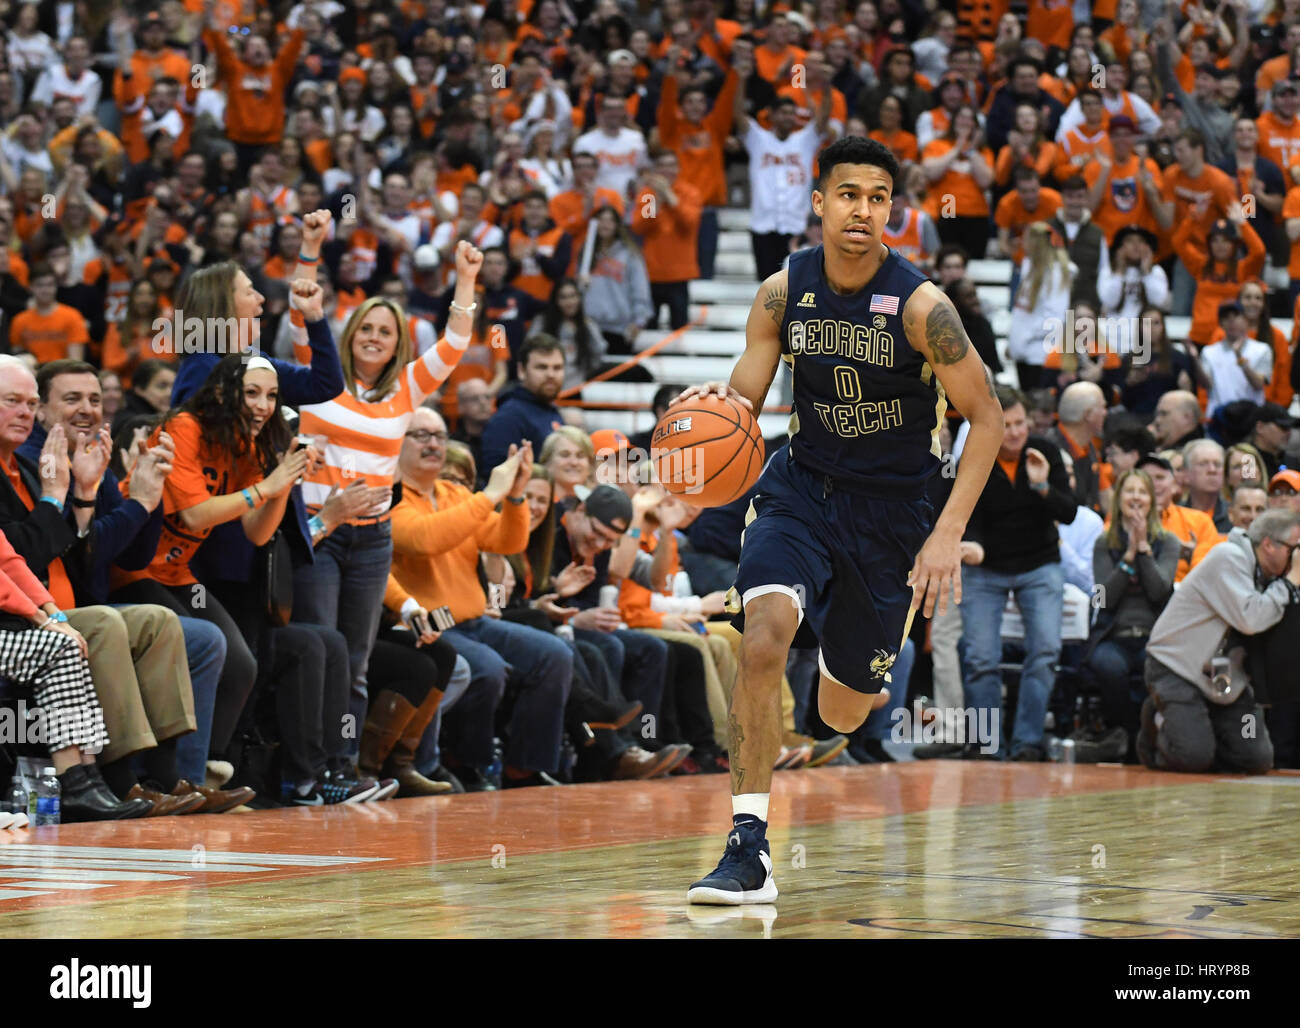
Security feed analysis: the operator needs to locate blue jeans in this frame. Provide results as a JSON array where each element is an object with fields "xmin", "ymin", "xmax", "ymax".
[
  {"xmin": 961, "ymin": 562, "xmax": 1064, "ymax": 757},
  {"xmin": 416, "ymin": 654, "xmax": 472, "ymax": 774},
  {"xmin": 574, "ymin": 627, "xmax": 667, "ymax": 722},
  {"xmin": 173, "ymin": 616, "xmax": 225, "ymax": 783},
  {"xmin": 442, "ymin": 617, "xmax": 573, "ymax": 772},
  {"xmin": 292, "ymin": 521, "xmax": 393, "ymax": 745}
]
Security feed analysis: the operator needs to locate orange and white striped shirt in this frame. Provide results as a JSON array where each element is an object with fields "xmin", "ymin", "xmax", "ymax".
[{"xmin": 296, "ymin": 335, "xmax": 470, "ymax": 520}]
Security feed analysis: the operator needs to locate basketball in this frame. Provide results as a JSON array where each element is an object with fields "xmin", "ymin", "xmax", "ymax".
[{"xmin": 651, "ymin": 393, "xmax": 764, "ymax": 508}]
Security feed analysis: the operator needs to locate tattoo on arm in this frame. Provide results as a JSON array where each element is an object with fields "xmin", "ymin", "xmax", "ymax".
[
  {"xmin": 983, "ymin": 364, "xmax": 998, "ymax": 403},
  {"xmin": 924, "ymin": 301, "xmax": 970, "ymax": 365},
  {"xmin": 763, "ymin": 282, "xmax": 787, "ymax": 327},
  {"xmin": 728, "ymin": 711, "xmax": 745, "ymax": 792}
]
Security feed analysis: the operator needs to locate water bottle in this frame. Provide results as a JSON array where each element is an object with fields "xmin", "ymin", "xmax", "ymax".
[
  {"xmin": 485, "ymin": 738, "xmax": 504, "ymax": 790},
  {"xmin": 7, "ymin": 773, "xmax": 27, "ymax": 815},
  {"xmin": 31, "ymin": 767, "xmax": 60, "ymax": 826},
  {"xmin": 1046, "ymin": 737, "xmax": 1076, "ymax": 765}
]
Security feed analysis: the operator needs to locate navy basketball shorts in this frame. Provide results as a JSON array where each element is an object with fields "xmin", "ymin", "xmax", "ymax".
[{"xmin": 727, "ymin": 447, "xmax": 933, "ymax": 695}]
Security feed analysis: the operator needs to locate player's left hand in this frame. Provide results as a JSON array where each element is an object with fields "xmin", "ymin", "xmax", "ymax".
[
  {"xmin": 907, "ymin": 527, "xmax": 963, "ymax": 618},
  {"xmin": 672, "ymin": 381, "xmax": 753, "ymax": 412}
]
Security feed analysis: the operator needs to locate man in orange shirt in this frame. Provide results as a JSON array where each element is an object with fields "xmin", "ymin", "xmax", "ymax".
[
  {"xmin": 508, "ymin": 191, "xmax": 572, "ymax": 303},
  {"xmin": 549, "ymin": 151, "xmax": 624, "ymax": 277},
  {"xmin": 1085, "ymin": 115, "xmax": 1172, "ymax": 244},
  {"xmin": 1138, "ymin": 452, "xmax": 1222, "ymax": 583},
  {"xmin": 1161, "ymin": 128, "xmax": 1239, "ymax": 315},
  {"xmin": 1054, "ymin": 89, "xmax": 1110, "ymax": 184},
  {"xmin": 390, "ymin": 407, "xmax": 572, "ymax": 788},
  {"xmin": 9, "ymin": 265, "xmax": 89, "ymax": 363},
  {"xmin": 1257, "ymin": 79, "xmax": 1300, "ymax": 175},
  {"xmin": 657, "ymin": 60, "xmax": 738, "ymax": 280},
  {"xmin": 201, "ymin": 0, "xmax": 305, "ymax": 172},
  {"xmin": 754, "ymin": 11, "xmax": 806, "ymax": 84},
  {"xmin": 121, "ymin": 11, "xmax": 191, "ymax": 88},
  {"xmin": 996, "ymin": 166, "xmax": 1062, "ymax": 265},
  {"xmin": 631, "ymin": 150, "xmax": 702, "ymax": 330}
]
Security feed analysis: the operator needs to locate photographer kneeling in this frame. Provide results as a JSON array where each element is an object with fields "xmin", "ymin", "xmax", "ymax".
[{"xmin": 1141, "ymin": 509, "xmax": 1300, "ymax": 773}]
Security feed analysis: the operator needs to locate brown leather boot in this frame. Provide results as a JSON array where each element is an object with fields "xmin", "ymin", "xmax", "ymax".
[
  {"xmin": 360, "ymin": 691, "xmax": 415, "ymax": 781},
  {"xmin": 383, "ymin": 686, "xmax": 451, "ymax": 796}
]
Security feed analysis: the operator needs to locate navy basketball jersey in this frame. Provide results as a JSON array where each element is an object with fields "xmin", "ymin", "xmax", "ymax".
[{"xmin": 780, "ymin": 245, "xmax": 947, "ymax": 496}]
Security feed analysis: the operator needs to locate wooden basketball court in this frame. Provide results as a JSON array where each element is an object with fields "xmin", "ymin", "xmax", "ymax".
[{"xmin": 2, "ymin": 762, "xmax": 1298, "ymax": 939}]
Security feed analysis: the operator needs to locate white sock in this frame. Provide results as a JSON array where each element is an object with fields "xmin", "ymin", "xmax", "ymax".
[{"xmin": 732, "ymin": 793, "xmax": 770, "ymax": 822}]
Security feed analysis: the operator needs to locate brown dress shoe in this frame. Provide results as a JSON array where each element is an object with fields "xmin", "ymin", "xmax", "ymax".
[
  {"xmin": 126, "ymin": 783, "xmax": 206, "ymax": 817},
  {"xmin": 612, "ymin": 746, "xmax": 668, "ymax": 780},
  {"xmin": 172, "ymin": 779, "xmax": 256, "ymax": 814}
]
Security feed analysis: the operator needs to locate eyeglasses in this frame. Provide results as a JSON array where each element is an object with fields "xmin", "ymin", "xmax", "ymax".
[{"xmin": 406, "ymin": 430, "xmax": 449, "ymax": 443}]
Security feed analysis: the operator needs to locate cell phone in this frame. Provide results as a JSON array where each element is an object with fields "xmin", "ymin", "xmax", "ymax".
[{"xmin": 430, "ymin": 606, "xmax": 455, "ymax": 631}]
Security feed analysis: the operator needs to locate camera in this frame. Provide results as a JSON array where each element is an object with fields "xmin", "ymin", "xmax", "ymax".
[{"xmin": 1209, "ymin": 655, "xmax": 1232, "ymax": 694}]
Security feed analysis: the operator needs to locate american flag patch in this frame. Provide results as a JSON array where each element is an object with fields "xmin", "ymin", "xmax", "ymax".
[{"xmin": 869, "ymin": 294, "xmax": 899, "ymax": 315}]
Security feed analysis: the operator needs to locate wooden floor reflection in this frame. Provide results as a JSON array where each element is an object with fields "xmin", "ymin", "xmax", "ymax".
[{"xmin": 2, "ymin": 762, "xmax": 1299, "ymax": 938}]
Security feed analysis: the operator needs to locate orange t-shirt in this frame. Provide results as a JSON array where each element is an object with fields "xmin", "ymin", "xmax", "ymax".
[
  {"xmin": 631, "ymin": 181, "xmax": 703, "ymax": 283},
  {"xmin": 870, "ymin": 128, "xmax": 919, "ymax": 165},
  {"xmin": 118, "ymin": 413, "xmax": 262, "ymax": 587},
  {"xmin": 1160, "ymin": 163, "xmax": 1236, "ymax": 241},
  {"xmin": 1255, "ymin": 112, "xmax": 1300, "ymax": 174},
  {"xmin": 1026, "ymin": 0, "xmax": 1073, "ymax": 53},
  {"xmin": 755, "ymin": 44, "xmax": 806, "ymax": 83},
  {"xmin": 994, "ymin": 141, "xmax": 1059, "ymax": 187},
  {"xmin": 9, "ymin": 305, "xmax": 90, "ymax": 364},
  {"xmin": 1084, "ymin": 153, "xmax": 1164, "ymax": 243},
  {"xmin": 1171, "ymin": 218, "xmax": 1266, "ymax": 345},
  {"xmin": 997, "ymin": 456, "xmax": 1019, "ymax": 484},
  {"xmin": 921, "ymin": 140, "xmax": 994, "ymax": 218},
  {"xmin": 2, "ymin": 458, "xmax": 75, "ymax": 609},
  {"xmin": 995, "ymin": 188, "xmax": 1062, "ymax": 263}
]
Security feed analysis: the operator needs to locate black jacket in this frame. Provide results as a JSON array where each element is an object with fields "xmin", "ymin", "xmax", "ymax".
[
  {"xmin": 0, "ymin": 454, "xmax": 91, "ymax": 600},
  {"xmin": 964, "ymin": 435, "xmax": 1077, "ymax": 574}
]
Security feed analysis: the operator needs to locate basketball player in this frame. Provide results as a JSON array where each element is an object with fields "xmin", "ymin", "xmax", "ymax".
[{"xmin": 680, "ymin": 136, "xmax": 1005, "ymax": 904}]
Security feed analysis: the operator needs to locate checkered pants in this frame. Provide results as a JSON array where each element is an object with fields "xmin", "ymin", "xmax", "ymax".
[{"xmin": 0, "ymin": 626, "xmax": 108, "ymax": 753}]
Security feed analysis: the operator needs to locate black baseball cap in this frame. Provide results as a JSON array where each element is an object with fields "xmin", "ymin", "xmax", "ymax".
[
  {"xmin": 1217, "ymin": 299, "xmax": 1245, "ymax": 321},
  {"xmin": 1256, "ymin": 402, "xmax": 1298, "ymax": 429},
  {"xmin": 583, "ymin": 485, "xmax": 633, "ymax": 531},
  {"xmin": 1137, "ymin": 453, "xmax": 1173, "ymax": 474}
]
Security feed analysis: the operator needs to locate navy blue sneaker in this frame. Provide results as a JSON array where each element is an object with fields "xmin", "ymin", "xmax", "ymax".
[{"xmin": 687, "ymin": 822, "xmax": 778, "ymax": 905}]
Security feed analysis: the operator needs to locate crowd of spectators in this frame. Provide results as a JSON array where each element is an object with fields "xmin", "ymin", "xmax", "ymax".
[{"xmin": 3, "ymin": 0, "xmax": 1300, "ymax": 823}]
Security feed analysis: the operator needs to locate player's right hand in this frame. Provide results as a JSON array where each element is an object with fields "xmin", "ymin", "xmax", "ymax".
[{"xmin": 672, "ymin": 381, "xmax": 753, "ymax": 411}]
